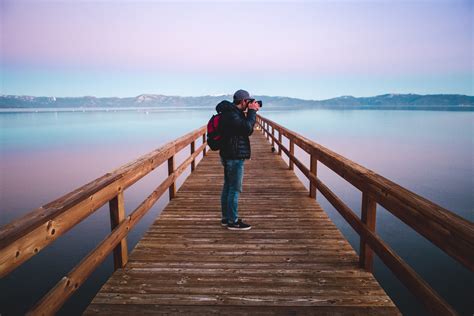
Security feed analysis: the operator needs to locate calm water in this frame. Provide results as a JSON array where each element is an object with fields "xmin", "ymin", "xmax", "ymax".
[{"xmin": 0, "ymin": 108, "xmax": 473, "ymax": 315}]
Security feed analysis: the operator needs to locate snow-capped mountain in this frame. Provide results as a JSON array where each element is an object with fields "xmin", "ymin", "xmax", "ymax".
[{"xmin": 0, "ymin": 93, "xmax": 472, "ymax": 109}]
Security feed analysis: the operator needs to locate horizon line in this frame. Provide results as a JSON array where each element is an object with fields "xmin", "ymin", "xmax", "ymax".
[{"xmin": 2, "ymin": 92, "xmax": 473, "ymax": 102}]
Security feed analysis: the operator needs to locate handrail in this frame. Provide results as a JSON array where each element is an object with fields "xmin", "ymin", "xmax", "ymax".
[
  {"xmin": 257, "ymin": 115, "xmax": 473, "ymax": 316},
  {"xmin": 2, "ymin": 116, "xmax": 472, "ymax": 315},
  {"xmin": 0, "ymin": 126, "xmax": 207, "ymax": 314}
]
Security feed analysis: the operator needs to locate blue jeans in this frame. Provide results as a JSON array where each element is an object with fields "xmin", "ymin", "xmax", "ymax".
[{"xmin": 220, "ymin": 157, "xmax": 244, "ymax": 224}]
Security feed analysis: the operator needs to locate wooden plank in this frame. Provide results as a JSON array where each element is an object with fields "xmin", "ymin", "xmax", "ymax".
[
  {"xmin": 258, "ymin": 115, "xmax": 474, "ymax": 271},
  {"xmin": 85, "ymin": 131, "xmax": 399, "ymax": 315},
  {"xmin": 259, "ymin": 117, "xmax": 460, "ymax": 314},
  {"xmin": 90, "ymin": 292, "xmax": 395, "ymax": 307},
  {"xmin": 27, "ymin": 140, "xmax": 208, "ymax": 314},
  {"xmin": 314, "ymin": 176, "xmax": 457, "ymax": 315},
  {"xmin": 0, "ymin": 126, "xmax": 207, "ymax": 277},
  {"xmin": 84, "ymin": 304, "xmax": 400, "ymax": 315}
]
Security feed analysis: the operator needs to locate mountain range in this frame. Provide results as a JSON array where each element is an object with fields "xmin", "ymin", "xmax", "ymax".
[{"xmin": 1, "ymin": 93, "xmax": 473, "ymax": 110}]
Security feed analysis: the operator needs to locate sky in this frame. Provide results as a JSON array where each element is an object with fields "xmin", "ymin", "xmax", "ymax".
[{"xmin": 0, "ymin": 0, "xmax": 472, "ymax": 100}]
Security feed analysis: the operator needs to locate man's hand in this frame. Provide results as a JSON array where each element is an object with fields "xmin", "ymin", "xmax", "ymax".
[{"xmin": 248, "ymin": 100, "xmax": 260, "ymax": 111}]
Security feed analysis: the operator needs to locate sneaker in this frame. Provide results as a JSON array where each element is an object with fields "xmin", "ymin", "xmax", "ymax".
[
  {"xmin": 227, "ymin": 219, "xmax": 251, "ymax": 231},
  {"xmin": 221, "ymin": 219, "xmax": 228, "ymax": 227}
]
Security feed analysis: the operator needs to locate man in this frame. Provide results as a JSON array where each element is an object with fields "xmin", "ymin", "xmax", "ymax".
[{"xmin": 216, "ymin": 89, "xmax": 260, "ymax": 230}]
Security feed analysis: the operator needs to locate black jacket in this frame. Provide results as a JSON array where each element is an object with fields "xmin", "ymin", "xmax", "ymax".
[{"xmin": 216, "ymin": 100, "xmax": 257, "ymax": 160}]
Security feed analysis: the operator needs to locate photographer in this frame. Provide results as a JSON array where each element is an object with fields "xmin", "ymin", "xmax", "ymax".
[{"xmin": 216, "ymin": 89, "xmax": 260, "ymax": 230}]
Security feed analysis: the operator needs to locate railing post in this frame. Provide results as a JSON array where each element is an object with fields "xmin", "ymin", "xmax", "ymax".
[
  {"xmin": 271, "ymin": 126, "xmax": 275, "ymax": 149},
  {"xmin": 109, "ymin": 191, "xmax": 128, "ymax": 270},
  {"xmin": 266, "ymin": 123, "xmax": 269, "ymax": 140},
  {"xmin": 190, "ymin": 140, "xmax": 195, "ymax": 172},
  {"xmin": 359, "ymin": 192, "xmax": 377, "ymax": 272},
  {"xmin": 278, "ymin": 131, "xmax": 282, "ymax": 156},
  {"xmin": 168, "ymin": 156, "xmax": 176, "ymax": 199},
  {"xmin": 202, "ymin": 133, "xmax": 207, "ymax": 156},
  {"xmin": 289, "ymin": 139, "xmax": 294, "ymax": 170},
  {"xmin": 309, "ymin": 153, "xmax": 318, "ymax": 199}
]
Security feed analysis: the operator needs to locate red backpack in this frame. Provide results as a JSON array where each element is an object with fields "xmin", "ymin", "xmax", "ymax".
[{"xmin": 206, "ymin": 113, "xmax": 223, "ymax": 150}]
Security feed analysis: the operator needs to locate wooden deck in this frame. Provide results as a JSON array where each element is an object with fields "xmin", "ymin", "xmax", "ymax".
[{"xmin": 84, "ymin": 130, "xmax": 400, "ymax": 315}]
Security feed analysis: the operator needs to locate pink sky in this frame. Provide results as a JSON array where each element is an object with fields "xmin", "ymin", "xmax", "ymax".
[{"xmin": 1, "ymin": 0, "xmax": 472, "ymax": 98}]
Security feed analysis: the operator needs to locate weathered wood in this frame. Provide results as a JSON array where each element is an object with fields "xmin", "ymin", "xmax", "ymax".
[
  {"xmin": 310, "ymin": 153, "xmax": 318, "ymax": 199},
  {"xmin": 167, "ymin": 156, "xmax": 176, "ymax": 199},
  {"xmin": 91, "ymin": 292, "xmax": 395, "ymax": 306},
  {"xmin": 109, "ymin": 192, "xmax": 128, "ymax": 270},
  {"xmin": 84, "ymin": 304, "xmax": 401, "ymax": 315},
  {"xmin": 28, "ymin": 173, "xmax": 172, "ymax": 315},
  {"xmin": 258, "ymin": 116, "xmax": 464, "ymax": 314},
  {"xmin": 271, "ymin": 125, "xmax": 275, "ymax": 149},
  {"xmin": 0, "ymin": 126, "xmax": 207, "ymax": 277},
  {"xmin": 202, "ymin": 134, "xmax": 207, "ymax": 156},
  {"xmin": 278, "ymin": 131, "xmax": 282, "ymax": 156},
  {"xmin": 1, "ymin": 178, "xmax": 123, "ymax": 278},
  {"xmin": 314, "ymin": 177, "xmax": 457, "ymax": 315},
  {"xmin": 190, "ymin": 141, "xmax": 195, "ymax": 172},
  {"xmin": 8, "ymin": 114, "xmax": 468, "ymax": 315},
  {"xmin": 359, "ymin": 192, "xmax": 377, "ymax": 272},
  {"xmin": 258, "ymin": 115, "xmax": 474, "ymax": 272},
  {"xmin": 85, "ymin": 131, "xmax": 399, "ymax": 315},
  {"xmin": 28, "ymin": 140, "xmax": 208, "ymax": 315},
  {"xmin": 289, "ymin": 139, "xmax": 294, "ymax": 170}
]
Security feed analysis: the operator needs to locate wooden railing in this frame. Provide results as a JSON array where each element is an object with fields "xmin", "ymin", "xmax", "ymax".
[
  {"xmin": 0, "ymin": 126, "xmax": 207, "ymax": 315},
  {"xmin": 257, "ymin": 115, "xmax": 473, "ymax": 316}
]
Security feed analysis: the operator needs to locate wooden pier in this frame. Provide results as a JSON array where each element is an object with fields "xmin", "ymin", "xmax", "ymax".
[
  {"xmin": 84, "ymin": 130, "xmax": 399, "ymax": 315},
  {"xmin": 1, "ymin": 115, "xmax": 472, "ymax": 315}
]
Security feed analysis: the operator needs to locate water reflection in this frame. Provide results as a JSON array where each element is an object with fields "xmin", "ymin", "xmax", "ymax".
[
  {"xmin": 263, "ymin": 108, "xmax": 473, "ymax": 315},
  {"xmin": 0, "ymin": 108, "xmax": 472, "ymax": 315}
]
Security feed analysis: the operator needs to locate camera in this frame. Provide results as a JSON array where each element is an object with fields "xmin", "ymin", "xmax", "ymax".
[{"xmin": 248, "ymin": 99, "xmax": 263, "ymax": 107}]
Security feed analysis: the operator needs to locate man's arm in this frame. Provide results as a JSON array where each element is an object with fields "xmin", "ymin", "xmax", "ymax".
[{"xmin": 226, "ymin": 106, "xmax": 258, "ymax": 136}]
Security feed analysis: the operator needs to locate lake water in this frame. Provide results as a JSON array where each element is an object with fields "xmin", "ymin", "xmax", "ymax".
[{"xmin": 0, "ymin": 108, "xmax": 472, "ymax": 315}]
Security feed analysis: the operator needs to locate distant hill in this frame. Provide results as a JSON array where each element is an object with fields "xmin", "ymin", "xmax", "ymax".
[{"xmin": 1, "ymin": 93, "xmax": 473, "ymax": 110}]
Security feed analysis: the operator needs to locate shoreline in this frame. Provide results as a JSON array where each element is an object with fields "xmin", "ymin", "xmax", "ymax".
[{"xmin": 1, "ymin": 106, "xmax": 473, "ymax": 113}]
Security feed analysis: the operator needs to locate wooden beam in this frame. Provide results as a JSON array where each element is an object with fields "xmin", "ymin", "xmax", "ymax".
[
  {"xmin": 109, "ymin": 191, "xmax": 128, "ymax": 270},
  {"xmin": 256, "ymin": 115, "xmax": 474, "ymax": 271},
  {"xmin": 314, "ymin": 178, "xmax": 457, "ymax": 316},
  {"xmin": 289, "ymin": 140, "xmax": 294, "ymax": 170},
  {"xmin": 0, "ymin": 126, "xmax": 206, "ymax": 277},
  {"xmin": 190, "ymin": 141, "xmax": 196, "ymax": 172},
  {"xmin": 359, "ymin": 192, "xmax": 376, "ymax": 272},
  {"xmin": 202, "ymin": 134, "xmax": 207, "ymax": 156},
  {"xmin": 271, "ymin": 126, "xmax": 275, "ymax": 149},
  {"xmin": 168, "ymin": 156, "xmax": 176, "ymax": 200},
  {"xmin": 252, "ymin": 119, "xmax": 462, "ymax": 314},
  {"xmin": 28, "ymin": 141, "xmax": 208, "ymax": 315},
  {"xmin": 278, "ymin": 131, "xmax": 282, "ymax": 156},
  {"xmin": 309, "ymin": 154, "xmax": 318, "ymax": 199}
]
